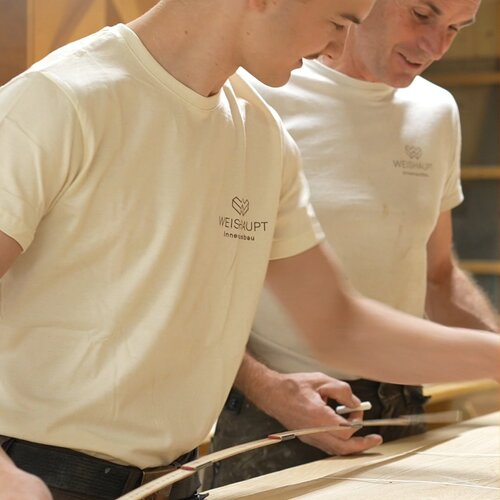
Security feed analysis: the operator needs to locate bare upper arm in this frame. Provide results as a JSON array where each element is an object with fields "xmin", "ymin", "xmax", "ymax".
[
  {"xmin": 0, "ymin": 230, "xmax": 22, "ymax": 278},
  {"xmin": 426, "ymin": 210, "xmax": 458, "ymax": 285},
  {"xmin": 265, "ymin": 242, "xmax": 353, "ymax": 345}
]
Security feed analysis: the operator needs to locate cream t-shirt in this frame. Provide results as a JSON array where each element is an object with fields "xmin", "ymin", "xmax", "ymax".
[
  {"xmin": 246, "ymin": 60, "xmax": 464, "ymax": 379},
  {"xmin": 0, "ymin": 26, "xmax": 323, "ymax": 467}
]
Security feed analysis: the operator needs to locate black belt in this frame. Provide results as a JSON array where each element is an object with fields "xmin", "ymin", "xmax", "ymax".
[{"xmin": 1, "ymin": 436, "xmax": 194, "ymax": 499}]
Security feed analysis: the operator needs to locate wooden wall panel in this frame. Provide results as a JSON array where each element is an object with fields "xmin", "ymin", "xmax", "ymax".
[
  {"xmin": 27, "ymin": 0, "xmax": 157, "ymax": 66},
  {"xmin": 444, "ymin": 0, "xmax": 499, "ymax": 60},
  {"xmin": 27, "ymin": 0, "xmax": 106, "ymax": 65},
  {"xmin": 0, "ymin": 0, "xmax": 27, "ymax": 84},
  {"xmin": 107, "ymin": 0, "xmax": 158, "ymax": 25}
]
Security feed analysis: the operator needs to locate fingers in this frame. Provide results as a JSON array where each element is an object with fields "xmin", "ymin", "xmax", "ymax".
[
  {"xmin": 300, "ymin": 433, "xmax": 383, "ymax": 456},
  {"xmin": 269, "ymin": 372, "xmax": 378, "ymax": 456},
  {"xmin": 334, "ymin": 434, "xmax": 383, "ymax": 456},
  {"xmin": 317, "ymin": 378, "xmax": 361, "ymax": 409}
]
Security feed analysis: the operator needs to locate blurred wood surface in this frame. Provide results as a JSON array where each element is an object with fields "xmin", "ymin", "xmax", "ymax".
[
  {"xmin": 205, "ymin": 412, "xmax": 500, "ymax": 500},
  {"xmin": 0, "ymin": 0, "xmax": 157, "ymax": 84}
]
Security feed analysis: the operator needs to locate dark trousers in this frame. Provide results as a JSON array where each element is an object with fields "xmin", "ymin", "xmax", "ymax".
[
  {"xmin": 204, "ymin": 379, "xmax": 429, "ymax": 489},
  {"xmin": 0, "ymin": 437, "xmax": 201, "ymax": 500}
]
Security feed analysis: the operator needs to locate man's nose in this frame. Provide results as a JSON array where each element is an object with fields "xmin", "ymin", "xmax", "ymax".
[
  {"xmin": 322, "ymin": 24, "xmax": 351, "ymax": 60},
  {"xmin": 418, "ymin": 28, "xmax": 452, "ymax": 61}
]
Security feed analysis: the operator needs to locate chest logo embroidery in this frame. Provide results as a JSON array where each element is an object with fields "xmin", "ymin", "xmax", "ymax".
[
  {"xmin": 405, "ymin": 145, "xmax": 423, "ymax": 160},
  {"xmin": 219, "ymin": 197, "xmax": 270, "ymax": 242},
  {"xmin": 232, "ymin": 197, "xmax": 250, "ymax": 216},
  {"xmin": 393, "ymin": 145, "xmax": 432, "ymax": 178}
]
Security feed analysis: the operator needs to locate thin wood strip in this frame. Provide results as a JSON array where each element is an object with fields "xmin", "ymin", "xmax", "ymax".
[
  {"xmin": 116, "ymin": 412, "xmax": 461, "ymax": 500},
  {"xmin": 461, "ymin": 166, "xmax": 500, "ymax": 180},
  {"xmin": 460, "ymin": 260, "xmax": 500, "ymax": 275},
  {"xmin": 206, "ymin": 413, "xmax": 499, "ymax": 500},
  {"xmin": 427, "ymin": 71, "xmax": 500, "ymax": 86},
  {"xmin": 324, "ymin": 475, "xmax": 500, "ymax": 490},
  {"xmin": 423, "ymin": 380, "xmax": 499, "ymax": 403}
]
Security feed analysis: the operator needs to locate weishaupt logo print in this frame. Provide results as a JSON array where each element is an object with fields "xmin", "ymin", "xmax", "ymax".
[
  {"xmin": 392, "ymin": 144, "xmax": 432, "ymax": 177},
  {"xmin": 405, "ymin": 145, "xmax": 422, "ymax": 160},
  {"xmin": 232, "ymin": 197, "xmax": 249, "ymax": 216},
  {"xmin": 219, "ymin": 197, "xmax": 269, "ymax": 242}
]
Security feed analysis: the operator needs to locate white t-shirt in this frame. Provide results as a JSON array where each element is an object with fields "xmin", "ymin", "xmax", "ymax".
[
  {"xmin": 0, "ymin": 25, "xmax": 323, "ymax": 467},
  {"xmin": 246, "ymin": 59, "xmax": 463, "ymax": 379}
]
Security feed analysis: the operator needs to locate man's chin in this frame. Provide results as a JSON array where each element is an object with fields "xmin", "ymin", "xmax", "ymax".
[
  {"xmin": 381, "ymin": 68, "xmax": 420, "ymax": 88},
  {"xmin": 259, "ymin": 67, "xmax": 301, "ymax": 88},
  {"xmin": 393, "ymin": 73, "xmax": 419, "ymax": 88},
  {"xmin": 263, "ymin": 75, "xmax": 293, "ymax": 88}
]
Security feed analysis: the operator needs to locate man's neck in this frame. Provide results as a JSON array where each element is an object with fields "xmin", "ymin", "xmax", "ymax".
[
  {"xmin": 317, "ymin": 52, "xmax": 373, "ymax": 83},
  {"xmin": 128, "ymin": 0, "xmax": 243, "ymax": 97}
]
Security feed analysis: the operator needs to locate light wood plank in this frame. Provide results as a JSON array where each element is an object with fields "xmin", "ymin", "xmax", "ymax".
[
  {"xmin": 108, "ymin": 0, "xmax": 157, "ymax": 23},
  {"xmin": 205, "ymin": 413, "xmax": 500, "ymax": 500},
  {"xmin": 424, "ymin": 380, "xmax": 499, "ymax": 404},
  {"xmin": 443, "ymin": 0, "xmax": 499, "ymax": 60},
  {"xmin": 461, "ymin": 166, "xmax": 500, "ymax": 180},
  {"xmin": 460, "ymin": 260, "xmax": 500, "ymax": 275},
  {"xmin": 427, "ymin": 72, "xmax": 500, "ymax": 87},
  {"xmin": 28, "ymin": 0, "xmax": 107, "ymax": 65},
  {"xmin": 25, "ymin": 0, "xmax": 157, "ymax": 65},
  {"xmin": 0, "ymin": 0, "xmax": 27, "ymax": 84}
]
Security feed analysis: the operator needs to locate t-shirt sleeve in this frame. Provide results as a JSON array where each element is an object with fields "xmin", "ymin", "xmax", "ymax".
[
  {"xmin": 270, "ymin": 129, "xmax": 325, "ymax": 260},
  {"xmin": 440, "ymin": 100, "xmax": 464, "ymax": 212},
  {"xmin": 0, "ymin": 72, "xmax": 83, "ymax": 250}
]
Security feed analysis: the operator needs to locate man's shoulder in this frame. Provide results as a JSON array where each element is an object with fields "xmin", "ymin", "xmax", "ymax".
[
  {"xmin": 228, "ymin": 70, "xmax": 289, "ymax": 139},
  {"xmin": 24, "ymin": 26, "xmax": 129, "ymax": 97}
]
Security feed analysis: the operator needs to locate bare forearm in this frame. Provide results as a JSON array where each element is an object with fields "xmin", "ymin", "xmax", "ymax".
[
  {"xmin": 266, "ymin": 244, "xmax": 500, "ymax": 387},
  {"xmin": 426, "ymin": 266, "xmax": 498, "ymax": 333},
  {"xmin": 234, "ymin": 351, "xmax": 284, "ymax": 418},
  {"xmin": 313, "ymin": 294, "xmax": 500, "ymax": 385},
  {"xmin": 0, "ymin": 230, "xmax": 23, "ymax": 279}
]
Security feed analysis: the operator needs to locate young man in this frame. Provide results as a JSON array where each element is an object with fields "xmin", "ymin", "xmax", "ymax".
[
  {"xmin": 0, "ymin": 1, "xmax": 497, "ymax": 499},
  {"xmin": 208, "ymin": 0, "xmax": 500, "ymax": 488}
]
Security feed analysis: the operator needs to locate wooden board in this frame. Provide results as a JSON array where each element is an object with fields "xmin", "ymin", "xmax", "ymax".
[
  {"xmin": 204, "ymin": 412, "xmax": 500, "ymax": 500},
  {"xmin": 27, "ymin": 0, "xmax": 157, "ymax": 65},
  {"xmin": 424, "ymin": 380, "xmax": 499, "ymax": 404},
  {"xmin": 0, "ymin": 0, "xmax": 27, "ymax": 84},
  {"xmin": 444, "ymin": 0, "xmax": 499, "ymax": 60},
  {"xmin": 0, "ymin": 0, "xmax": 157, "ymax": 84}
]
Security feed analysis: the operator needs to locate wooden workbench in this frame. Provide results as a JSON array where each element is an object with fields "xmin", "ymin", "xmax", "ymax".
[{"xmin": 203, "ymin": 412, "xmax": 500, "ymax": 499}]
